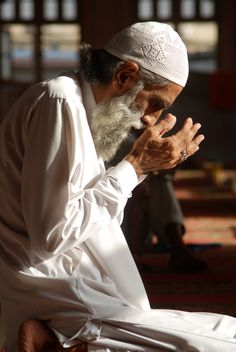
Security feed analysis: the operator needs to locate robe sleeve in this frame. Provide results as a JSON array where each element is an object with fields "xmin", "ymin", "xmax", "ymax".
[{"xmin": 21, "ymin": 92, "xmax": 139, "ymax": 261}]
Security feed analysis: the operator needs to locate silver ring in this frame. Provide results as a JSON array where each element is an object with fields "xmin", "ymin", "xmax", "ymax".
[{"xmin": 180, "ymin": 150, "xmax": 188, "ymax": 162}]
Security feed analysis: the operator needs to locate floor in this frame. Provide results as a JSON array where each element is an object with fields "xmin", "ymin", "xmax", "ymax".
[{"xmin": 136, "ymin": 168, "xmax": 236, "ymax": 316}]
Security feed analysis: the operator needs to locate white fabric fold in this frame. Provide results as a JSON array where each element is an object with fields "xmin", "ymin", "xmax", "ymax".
[{"xmin": 0, "ymin": 72, "xmax": 236, "ymax": 352}]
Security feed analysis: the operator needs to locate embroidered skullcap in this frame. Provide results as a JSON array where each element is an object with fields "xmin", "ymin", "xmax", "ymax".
[{"xmin": 104, "ymin": 21, "xmax": 189, "ymax": 87}]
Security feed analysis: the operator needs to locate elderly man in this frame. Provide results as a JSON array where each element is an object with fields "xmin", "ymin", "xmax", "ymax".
[{"xmin": 0, "ymin": 22, "xmax": 236, "ymax": 352}]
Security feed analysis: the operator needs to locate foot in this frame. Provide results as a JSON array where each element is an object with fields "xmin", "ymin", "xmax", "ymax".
[
  {"xmin": 17, "ymin": 319, "xmax": 87, "ymax": 352},
  {"xmin": 169, "ymin": 249, "xmax": 208, "ymax": 273},
  {"xmin": 166, "ymin": 223, "xmax": 208, "ymax": 273}
]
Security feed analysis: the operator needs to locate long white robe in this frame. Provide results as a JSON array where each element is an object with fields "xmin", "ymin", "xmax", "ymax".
[{"xmin": 0, "ymin": 72, "xmax": 236, "ymax": 352}]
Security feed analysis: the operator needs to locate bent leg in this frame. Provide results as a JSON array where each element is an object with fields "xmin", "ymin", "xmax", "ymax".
[
  {"xmin": 98, "ymin": 307, "xmax": 236, "ymax": 352},
  {"xmin": 17, "ymin": 320, "xmax": 87, "ymax": 352}
]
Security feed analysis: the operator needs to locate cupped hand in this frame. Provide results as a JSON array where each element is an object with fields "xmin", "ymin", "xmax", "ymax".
[{"xmin": 125, "ymin": 113, "xmax": 204, "ymax": 175}]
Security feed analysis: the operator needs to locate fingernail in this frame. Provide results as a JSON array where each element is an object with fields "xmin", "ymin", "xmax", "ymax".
[{"xmin": 165, "ymin": 113, "xmax": 176, "ymax": 120}]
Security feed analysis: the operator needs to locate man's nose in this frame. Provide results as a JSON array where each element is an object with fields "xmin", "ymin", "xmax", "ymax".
[{"xmin": 141, "ymin": 112, "xmax": 162, "ymax": 127}]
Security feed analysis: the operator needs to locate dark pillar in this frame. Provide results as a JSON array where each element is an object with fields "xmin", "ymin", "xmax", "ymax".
[
  {"xmin": 217, "ymin": 0, "xmax": 236, "ymax": 72},
  {"xmin": 79, "ymin": 0, "xmax": 137, "ymax": 47}
]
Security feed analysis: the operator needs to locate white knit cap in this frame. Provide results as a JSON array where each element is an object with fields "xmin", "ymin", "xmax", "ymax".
[{"xmin": 104, "ymin": 21, "xmax": 189, "ymax": 87}]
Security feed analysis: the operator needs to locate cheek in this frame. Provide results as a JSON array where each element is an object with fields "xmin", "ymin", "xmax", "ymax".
[
  {"xmin": 135, "ymin": 101, "xmax": 148, "ymax": 114},
  {"xmin": 134, "ymin": 92, "xmax": 149, "ymax": 112}
]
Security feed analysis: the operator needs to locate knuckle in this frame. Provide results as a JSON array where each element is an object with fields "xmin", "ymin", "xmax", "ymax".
[
  {"xmin": 146, "ymin": 127, "xmax": 155, "ymax": 139},
  {"xmin": 165, "ymin": 139, "xmax": 175, "ymax": 150},
  {"xmin": 171, "ymin": 150, "xmax": 179, "ymax": 160}
]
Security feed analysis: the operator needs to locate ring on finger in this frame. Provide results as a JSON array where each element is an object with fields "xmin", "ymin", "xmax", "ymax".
[{"xmin": 179, "ymin": 150, "xmax": 188, "ymax": 163}]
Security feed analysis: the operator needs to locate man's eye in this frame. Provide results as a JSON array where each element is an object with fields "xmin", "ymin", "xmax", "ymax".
[{"xmin": 150, "ymin": 99, "xmax": 166, "ymax": 111}]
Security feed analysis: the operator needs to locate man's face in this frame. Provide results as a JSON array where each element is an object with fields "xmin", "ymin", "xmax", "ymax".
[
  {"xmin": 90, "ymin": 81, "xmax": 183, "ymax": 162},
  {"xmin": 90, "ymin": 83, "xmax": 144, "ymax": 162},
  {"xmin": 134, "ymin": 82, "xmax": 183, "ymax": 128}
]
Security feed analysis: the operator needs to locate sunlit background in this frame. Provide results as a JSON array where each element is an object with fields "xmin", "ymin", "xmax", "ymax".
[{"xmin": 0, "ymin": 0, "xmax": 218, "ymax": 82}]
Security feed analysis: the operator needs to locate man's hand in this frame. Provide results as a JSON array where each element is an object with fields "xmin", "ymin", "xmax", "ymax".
[{"xmin": 125, "ymin": 113, "xmax": 204, "ymax": 175}]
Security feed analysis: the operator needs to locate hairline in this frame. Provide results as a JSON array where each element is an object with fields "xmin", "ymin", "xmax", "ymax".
[{"xmin": 79, "ymin": 45, "xmax": 172, "ymax": 88}]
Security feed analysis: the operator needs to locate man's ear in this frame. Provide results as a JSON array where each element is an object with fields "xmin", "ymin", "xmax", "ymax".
[{"xmin": 112, "ymin": 61, "xmax": 140, "ymax": 94}]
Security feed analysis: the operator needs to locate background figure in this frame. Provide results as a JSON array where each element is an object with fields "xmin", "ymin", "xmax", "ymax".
[
  {"xmin": 147, "ymin": 170, "xmax": 207, "ymax": 272},
  {"xmin": 113, "ymin": 131, "xmax": 207, "ymax": 273},
  {"xmin": 148, "ymin": 170, "xmax": 184, "ymax": 249}
]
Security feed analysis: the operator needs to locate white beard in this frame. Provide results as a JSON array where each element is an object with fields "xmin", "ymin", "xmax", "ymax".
[{"xmin": 90, "ymin": 85, "xmax": 144, "ymax": 162}]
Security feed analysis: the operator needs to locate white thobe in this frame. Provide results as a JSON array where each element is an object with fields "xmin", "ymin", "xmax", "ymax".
[{"xmin": 0, "ymin": 72, "xmax": 236, "ymax": 352}]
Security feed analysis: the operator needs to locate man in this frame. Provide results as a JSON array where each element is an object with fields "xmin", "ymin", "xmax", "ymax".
[{"xmin": 0, "ymin": 21, "xmax": 235, "ymax": 352}]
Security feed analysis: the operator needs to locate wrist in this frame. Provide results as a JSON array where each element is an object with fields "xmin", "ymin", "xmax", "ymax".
[{"xmin": 124, "ymin": 154, "xmax": 144, "ymax": 176}]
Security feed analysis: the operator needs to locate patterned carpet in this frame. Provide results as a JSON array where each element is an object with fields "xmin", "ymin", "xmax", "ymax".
[{"xmin": 137, "ymin": 169, "xmax": 236, "ymax": 317}]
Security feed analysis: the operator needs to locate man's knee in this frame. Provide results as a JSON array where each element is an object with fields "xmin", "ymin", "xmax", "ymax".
[
  {"xmin": 17, "ymin": 319, "xmax": 60, "ymax": 352},
  {"xmin": 17, "ymin": 319, "xmax": 87, "ymax": 352}
]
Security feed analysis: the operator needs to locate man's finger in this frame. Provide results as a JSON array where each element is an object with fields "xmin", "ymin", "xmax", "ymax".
[
  {"xmin": 175, "ymin": 119, "xmax": 201, "ymax": 140},
  {"xmin": 192, "ymin": 133, "xmax": 205, "ymax": 146},
  {"xmin": 182, "ymin": 117, "xmax": 193, "ymax": 129},
  {"xmin": 186, "ymin": 134, "xmax": 205, "ymax": 158},
  {"xmin": 153, "ymin": 113, "xmax": 177, "ymax": 137}
]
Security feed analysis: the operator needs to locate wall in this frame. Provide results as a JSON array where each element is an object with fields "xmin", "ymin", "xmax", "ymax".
[{"xmin": 79, "ymin": 0, "xmax": 137, "ymax": 47}]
